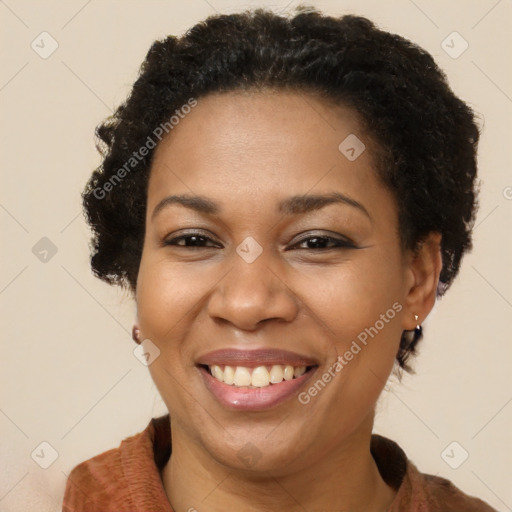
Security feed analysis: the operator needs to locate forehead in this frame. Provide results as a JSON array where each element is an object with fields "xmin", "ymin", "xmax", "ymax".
[
  {"xmin": 147, "ymin": 90, "xmax": 393, "ymax": 219},
  {"xmin": 152, "ymin": 89, "xmax": 367, "ymax": 163}
]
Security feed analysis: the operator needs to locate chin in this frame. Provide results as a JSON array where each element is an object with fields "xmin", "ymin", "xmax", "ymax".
[{"xmin": 191, "ymin": 418, "xmax": 327, "ymax": 477}]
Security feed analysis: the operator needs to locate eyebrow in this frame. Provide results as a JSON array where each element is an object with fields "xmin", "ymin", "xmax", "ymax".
[{"xmin": 151, "ymin": 192, "xmax": 371, "ymax": 221}]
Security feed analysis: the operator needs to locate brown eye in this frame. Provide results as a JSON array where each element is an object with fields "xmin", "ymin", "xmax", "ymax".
[
  {"xmin": 291, "ymin": 235, "xmax": 356, "ymax": 250},
  {"xmin": 164, "ymin": 233, "xmax": 221, "ymax": 248}
]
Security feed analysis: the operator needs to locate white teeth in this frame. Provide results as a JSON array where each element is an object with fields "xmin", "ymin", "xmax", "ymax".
[
  {"xmin": 211, "ymin": 365, "xmax": 223, "ymax": 382},
  {"xmin": 223, "ymin": 365, "xmax": 235, "ymax": 385},
  {"xmin": 233, "ymin": 366, "xmax": 252, "ymax": 387},
  {"xmin": 269, "ymin": 365, "xmax": 284, "ymax": 383},
  {"xmin": 283, "ymin": 365, "xmax": 294, "ymax": 381},
  {"xmin": 251, "ymin": 366, "xmax": 270, "ymax": 387},
  {"xmin": 294, "ymin": 366, "xmax": 306, "ymax": 378},
  {"xmin": 208, "ymin": 363, "xmax": 310, "ymax": 388}
]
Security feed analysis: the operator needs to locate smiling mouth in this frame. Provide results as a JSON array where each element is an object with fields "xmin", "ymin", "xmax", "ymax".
[
  {"xmin": 200, "ymin": 364, "xmax": 317, "ymax": 388},
  {"xmin": 196, "ymin": 348, "xmax": 320, "ymax": 409}
]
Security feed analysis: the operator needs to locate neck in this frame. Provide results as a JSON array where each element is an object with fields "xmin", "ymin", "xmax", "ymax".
[{"xmin": 161, "ymin": 414, "xmax": 396, "ymax": 512}]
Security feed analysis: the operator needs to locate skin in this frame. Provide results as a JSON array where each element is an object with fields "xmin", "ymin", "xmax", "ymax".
[{"xmin": 135, "ymin": 90, "xmax": 442, "ymax": 512}]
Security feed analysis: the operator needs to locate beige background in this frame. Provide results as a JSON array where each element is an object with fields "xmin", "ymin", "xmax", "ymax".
[{"xmin": 1, "ymin": 0, "xmax": 511, "ymax": 510}]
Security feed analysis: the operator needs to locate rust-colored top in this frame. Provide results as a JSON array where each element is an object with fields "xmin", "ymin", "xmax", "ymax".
[{"xmin": 62, "ymin": 415, "xmax": 496, "ymax": 511}]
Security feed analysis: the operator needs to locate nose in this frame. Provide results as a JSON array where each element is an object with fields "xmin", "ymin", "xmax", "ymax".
[{"xmin": 206, "ymin": 252, "xmax": 299, "ymax": 331}]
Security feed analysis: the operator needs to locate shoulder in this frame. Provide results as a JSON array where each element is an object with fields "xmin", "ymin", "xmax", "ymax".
[
  {"xmin": 62, "ymin": 416, "xmax": 171, "ymax": 512},
  {"xmin": 62, "ymin": 443, "xmax": 128, "ymax": 511},
  {"xmin": 371, "ymin": 435, "xmax": 497, "ymax": 512},
  {"xmin": 408, "ymin": 470, "xmax": 498, "ymax": 512}
]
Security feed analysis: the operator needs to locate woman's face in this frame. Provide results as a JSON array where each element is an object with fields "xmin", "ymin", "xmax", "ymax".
[{"xmin": 136, "ymin": 90, "xmax": 421, "ymax": 474}]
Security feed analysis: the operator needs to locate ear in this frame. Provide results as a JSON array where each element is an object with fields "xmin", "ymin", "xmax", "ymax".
[{"xmin": 401, "ymin": 232, "xmax": 443, "ymax": 330}]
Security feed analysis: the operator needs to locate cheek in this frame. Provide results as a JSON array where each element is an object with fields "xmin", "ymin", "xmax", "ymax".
[
  {"xmin": 296, "ymin": 251, "xmax": 404, "ymax": 403},
  {"xmin": 135, "ymin": 256, "xmax": 215, "ymax": 417},
  {"xmin": 136, "ymin": 255, "xmax": 214, "ymax": 340},
  {"xmin": 292, "ymin": 249, "xmax": 404, "ymax": 338},
  {"xmin": 296, "ymin": 263, "xmax": 403, "ymax": 444}
]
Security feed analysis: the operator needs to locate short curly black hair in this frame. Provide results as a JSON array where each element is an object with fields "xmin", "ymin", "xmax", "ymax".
[{"xmin": 82, "ymin": 7, "xmax": 479, "ymax": 370}]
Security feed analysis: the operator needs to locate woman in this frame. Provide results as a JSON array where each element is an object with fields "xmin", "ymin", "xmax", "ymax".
[{"xmin": 63, "ymin": 7, "xmax": 495, "ymax": 511}]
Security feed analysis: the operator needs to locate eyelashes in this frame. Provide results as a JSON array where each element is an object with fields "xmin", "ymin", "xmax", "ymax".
[
  {"xmin": 164, "ymin": 233, "xmax": 221, "ymax": 249},
  {"xmin": 290, "ymin": 235, "xmax": 356, "ymax": 250},
  {"xmin": 163, "ymin": 231, "xmax": 357, "ymax": 251}
]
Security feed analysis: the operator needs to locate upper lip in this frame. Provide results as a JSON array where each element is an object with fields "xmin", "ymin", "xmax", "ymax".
[{"xmin": 196, "ymin": 348, "xmax": 319, "ymax": 368}]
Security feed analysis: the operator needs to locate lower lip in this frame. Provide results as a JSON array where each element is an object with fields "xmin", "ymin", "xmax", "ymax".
[{"xmin": 199, "ymin": 366, "xmax": 317, "ymax": 411}]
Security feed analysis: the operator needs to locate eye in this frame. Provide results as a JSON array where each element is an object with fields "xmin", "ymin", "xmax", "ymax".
[
  {"xmin": 289, "ymin": 234, "xmax": 356, "ymax": 251},
  {"xmin": 162, "ymin": 231, "xmax": 356, "ymax": 251},
  {"xmin": 163, "ymin": 232, "xmax": 221, "ymax": 249}
]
